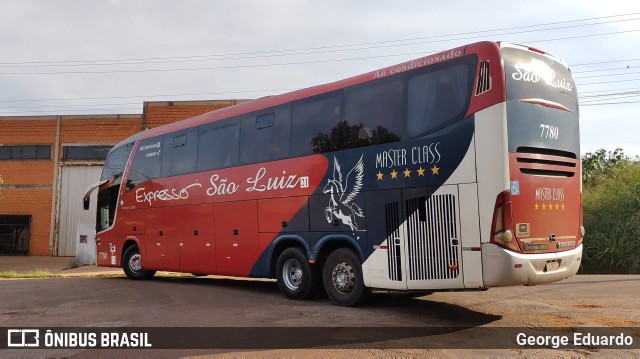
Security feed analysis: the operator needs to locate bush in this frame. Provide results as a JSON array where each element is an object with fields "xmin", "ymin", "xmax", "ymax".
[
  {"xmin": 582, "ymin": 148, "xmax": 629, "ymax": 186},
  {"xmin": 582, "ymin": 156, "xmax": 640, "ymax": 274}
]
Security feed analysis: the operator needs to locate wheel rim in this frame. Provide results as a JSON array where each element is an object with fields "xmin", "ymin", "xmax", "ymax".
[
  {"xmin": 331, "ymin": 261, "xmax": 355, "ymax": 294},
  {"xmin": 282, "ymin": 258, "xmax": 304, "ymax": 291},
  {"xmin": 129, "ymin": 253, "xmax": 142, "ymax": 272}
]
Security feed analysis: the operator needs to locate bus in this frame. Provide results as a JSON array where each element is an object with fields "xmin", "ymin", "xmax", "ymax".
[{"xmin": 84, "ymin": 41, "xmax": 583, "ymax": 306}]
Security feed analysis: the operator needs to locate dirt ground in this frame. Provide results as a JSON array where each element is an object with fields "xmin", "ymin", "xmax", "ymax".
[{"xmin": 0, "ymin": 257, "xmax": 638, "ymax": 357}]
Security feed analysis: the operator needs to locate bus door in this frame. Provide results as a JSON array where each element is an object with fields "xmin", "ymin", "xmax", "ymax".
[{"xmin": 402, "ymin": 185, "xmax": 464, "ymax": 290}]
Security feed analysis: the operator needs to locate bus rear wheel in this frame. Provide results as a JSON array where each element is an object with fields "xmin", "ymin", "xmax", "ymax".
[
  {"xmin": 122, "ymin": 245, "xmax": 156, "ymax": 280},
  {"xmin": 276, "ymin": 247, "xmax": 320, "ymax": 300},
  {"xmin": 322, "ymin": 248, "xmax": 370, "ymax": 307}
]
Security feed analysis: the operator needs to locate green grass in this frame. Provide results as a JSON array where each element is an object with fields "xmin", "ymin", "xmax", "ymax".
[
  {"xmin": 0, "ymin": 269, "xmax": 197, "ymax": 279},
  {"xmin": 92, "ymin": 272, "xmax": 194, "ymax": 278},
  {"xmin": 582, "ymin": 161, "xmax": 640, "ymax": 274},
  {"xmin": 0, "ymin": 269, "xmax": 62, "ymax": 278},
  {"xmin": 156, "ymin": 272, "xmax": 196, "ymax": 277}
]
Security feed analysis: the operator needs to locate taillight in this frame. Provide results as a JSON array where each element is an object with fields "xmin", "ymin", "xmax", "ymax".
[{"xmin": 490, "ymin": 190, "xmax": 521, "ymax": 252}]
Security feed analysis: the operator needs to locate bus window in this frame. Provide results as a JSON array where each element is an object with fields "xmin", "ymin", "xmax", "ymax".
[
  {"xmin": 407, "ymin": 62, "xmax": 473, "ymax": 137},
  {"xmin": 126, "ymin": 137, "xmax": 163, "ymax": 190},
  {"xmin": 161, "ymin": 128, "xmax": 198, "ymax": 177},
  {"xmin": 197, "ymin": 121, "xmax": 239, "ymax": 171},
  {"xmin": 240, "ymin": 105, "xmax": 291, "ymax": 164},
  {"xmin": 291, "ymin": 91, "xmax": 342, "ymax": 155},
  {"xmin": 343, "ymin": 76, "xmax": 404, "ymax": 146},
  {"xmin": 101, "ymin": 146, "xmax": 128, "ymax": 181}
]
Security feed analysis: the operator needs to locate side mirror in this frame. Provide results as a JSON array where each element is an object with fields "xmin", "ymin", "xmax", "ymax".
[{"xmin": 83, "ymin": 178, "xmax": 110, "ymax": 210}]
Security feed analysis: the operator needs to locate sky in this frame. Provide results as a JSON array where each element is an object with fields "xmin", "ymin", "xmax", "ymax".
[{"xmin": 1, "ymin": 0, "xmax": 639, "ymax": 157}]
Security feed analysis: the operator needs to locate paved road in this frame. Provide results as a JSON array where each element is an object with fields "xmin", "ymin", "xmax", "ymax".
[{"xmin": 1, "ymin": 274, "xmax": 639, "ymax": 357}]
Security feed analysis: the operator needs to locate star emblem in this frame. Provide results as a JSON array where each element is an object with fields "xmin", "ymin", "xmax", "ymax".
[
  {"xmin": 376, "ymin": 171, "xmax": 384, "ymax": 181},
  {"xmin": 534, "ymin": 203, "xmax": 539, "ymax": 210},
  {"xmin": 431, "ymin": 165, "xmax": 439, "ymax": 175},
  {"xmin": 403, "ymin": 168, "xmax": 411, "ymax": 178},
  {"xmin": 390, "ymin": 169, "xmax": 398, "ymax": 179},
  {"xmin": 417, "ymin": 167, "xmax": 425, "ymax": 176},
  {"xmin": 541, "ymin": 203, "xmax": 546, "ymax": 210}
]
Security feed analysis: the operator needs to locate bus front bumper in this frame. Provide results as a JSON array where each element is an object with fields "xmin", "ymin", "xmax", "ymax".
[{"xmin": 482, "ymin": 243, "xmax": 582, "ymax": 287}]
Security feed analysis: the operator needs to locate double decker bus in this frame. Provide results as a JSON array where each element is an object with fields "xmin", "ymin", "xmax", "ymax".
[{"xmin": 84, "ymin": 41, "xmax": 583, "ymax": 306}]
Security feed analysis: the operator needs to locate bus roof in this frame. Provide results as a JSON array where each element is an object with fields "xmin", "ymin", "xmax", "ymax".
[{"xmin": 141, "ymin": 41, "xmax": 503, "ymax": 139}]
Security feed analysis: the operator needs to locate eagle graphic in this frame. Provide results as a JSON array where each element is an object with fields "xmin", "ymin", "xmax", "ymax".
[{"xmin": 323, "ymin": 155, "xmax": 365, "ymax": 231}]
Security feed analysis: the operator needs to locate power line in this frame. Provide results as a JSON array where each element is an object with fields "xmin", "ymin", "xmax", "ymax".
[
  {"xmin": 577, "ymin": 78, "xmax": 640, "ymax": 86},
  {"xmin": 0, "ymin": 71, "xmax": 638, "ymax": 111},
  {"xmin": 2, "ymin": 28, "xmax": 640, "ymax": 76},
  {"xmin": 574, "ymin": 69, "xmax": 640, "ymax": 80},
  {"xmin": 581, "ymin": 101, "xmax": 639, "ymax": 106},
  {"xmin": 571, "ymin": 58, "xmax": 640, "ymax": 67},
  {"xmin": 1, "ymin": 13, "xmax": 639, "ymax": 114},
  {"xmin": 581, "ymin": 93, "xmax": 640, "ymax": 103},
  {"xmin": 580, "ymin": 87, "xmax": 640, "ymax": 95},
  {"xmin": 573, "ymin": 65, "xmax": 640, "ymax": 74},
  {"xmin": 2, "ymin": 12, "xmax": 639, "ymax": 68},
  {"xmin": 0, "ymin": 88, "xmax": 289, "ymax": 104}
]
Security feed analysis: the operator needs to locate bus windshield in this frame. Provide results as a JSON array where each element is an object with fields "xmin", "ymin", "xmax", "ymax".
[
  {"xmin": 503, "ymin": 46, "xmax": 577, "ymax": 113},
  {"xmin": 96, "ymin": 137, "xmax": 138, "ymax": 231},
  {"xmin": 503, "ymin": 46, "xmax": 579, "ymax": 155}
]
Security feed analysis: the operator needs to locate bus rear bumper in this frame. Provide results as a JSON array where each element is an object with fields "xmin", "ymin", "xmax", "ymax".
[{"xmin": 482, "ymin": 243, "xmax": 582, "ymax": 287}]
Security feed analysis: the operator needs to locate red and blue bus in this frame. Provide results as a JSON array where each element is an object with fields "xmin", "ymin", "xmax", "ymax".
[{"xmin": 85, "ymin": 41, "xmax": 583, "ymax": 306}]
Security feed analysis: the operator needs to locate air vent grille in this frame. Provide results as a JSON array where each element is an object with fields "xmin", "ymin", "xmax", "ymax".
[
  {"xmin": 516, "ymin": 147, "xmax": 577, "ymax": 177},
  {"xmin": 385, "ymin": 202, "xmax": 402, "ymax": 281},
  {"xmin": 475, "ymin": 61, "xmax": 491, "ymax": 95},
  {"xmin": 406, "ymin": 194, "xmax": 460, "ymax": 281}
]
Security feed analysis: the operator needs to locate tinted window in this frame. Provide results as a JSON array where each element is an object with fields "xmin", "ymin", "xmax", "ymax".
[
  {"xmin": 256, "ymin": 113, "xmax": 274, "ymax": 129},
  {"xmin": 161, "ymin": 128, "xmax": 198, "ymax": 177},
  {"xmin": 503, "ymin": 47, "xmax": 577, "ymax": 113},
  {"xmin": 63, "ymin": 145, "xmax": 112, "ymax": 161},
  {"xmin": 291, "ymin": 92, "xmax": 342, "ymax": 155},
  {"xmin": 101, "ymin": 145, "xmax": 131, "ymax": 181},
  {"xmin": 0, "ymin": 145, "xmax": 52, "ymax": 160},
  {"xmin": 197, "ymin": 121, "xmax": 239, "ymax": 171},
  {"xmin": 240, "ymin": 105, "xmax": 291, "ymax": 164},
  {"xmin": 407, "ymin": 58, "xmax": 474, "ymax": 137},
  {"xmin": 126, "ymin": 137, "xmax": 162, "ymax": 189},
  {"xmin": 340, "ymin": 76, "xmax": 403, "ymax": 149},
  {"xmin": 21, "ymin": 146, "xmax": 37, "ymax": 159}
]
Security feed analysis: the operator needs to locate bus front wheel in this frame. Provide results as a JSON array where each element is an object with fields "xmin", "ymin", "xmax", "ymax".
[
  {"xmin": 322, "ymin": 248, "xmax": 370, "ymax": 306},
  {"xmin": 122, "ymin": 245, "xmax": 156, "ymax": 280},
  {"xmin": 276, "ymin": 247, "xmax": 320, "ymax": 300}
]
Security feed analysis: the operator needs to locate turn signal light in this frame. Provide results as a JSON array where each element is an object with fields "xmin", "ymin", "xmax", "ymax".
[
  {"xmin": 495, "ymin": 230, "xmax": 513, "ymax": 244},
  {"xmin": 490, "ymin": 190, "xmax": 521, "ymax": 253}
]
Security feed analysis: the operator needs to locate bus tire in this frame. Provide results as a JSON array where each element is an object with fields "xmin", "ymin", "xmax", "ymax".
[
  {"xmin": 322, "ymin": 248, "xmax": 370, "ymax": 307},
  {"xmin": 276, "ymin": 247, "xmax": 320, "ymax": 300},
  {"xmin": 122, "ymin": 245, "xmax": 156, "ymax": 280}
]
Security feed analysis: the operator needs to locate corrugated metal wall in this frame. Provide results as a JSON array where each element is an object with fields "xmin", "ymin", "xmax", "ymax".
[{"xmin": 56, "ymin": 165, "xmax": 102, "ymax": 256}]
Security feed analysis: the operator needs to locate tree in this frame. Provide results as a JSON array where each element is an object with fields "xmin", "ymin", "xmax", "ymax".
[{"xmin": 581, "ymin": 148, "xmax": 629, "ymax": 185}]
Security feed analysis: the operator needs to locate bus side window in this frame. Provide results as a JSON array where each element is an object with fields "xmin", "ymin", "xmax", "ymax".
[
  {"xmin": 126, "ymin": 137, "xmax": 163, "ymax": 190},
  {"xmin": 407, "ymin": 63, "xmax": 472, "ymax": 137},
  {"xmin": 197, "ymin": 121, "xmax": 240, "ymax": 171},
  {"xmin": 161, "ymin": 128, "xmax": 198, "ymax": 177},
  {"xmin": 291, "ymin": 91, "xmax": 342, "ymax": 156},
  {"xmin": 342, "ymin": 75, "xmax": 404, "ymax": 148},
  {"xmin": 240, "ymin": 105, "xmax": 291, "ymax": 165}
]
